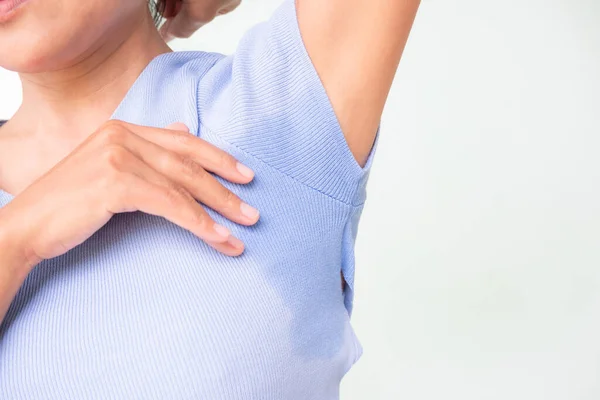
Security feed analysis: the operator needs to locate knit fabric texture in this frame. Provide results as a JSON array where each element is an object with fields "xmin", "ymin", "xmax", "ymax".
[{"xmin": 0, "ymin": 1, "xmax": 375, "ymax": 398}]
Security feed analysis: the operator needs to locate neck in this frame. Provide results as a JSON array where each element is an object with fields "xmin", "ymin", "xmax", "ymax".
[{"xmin": 13, "ymin": 9, "xmax": 171, "ymax": 141}]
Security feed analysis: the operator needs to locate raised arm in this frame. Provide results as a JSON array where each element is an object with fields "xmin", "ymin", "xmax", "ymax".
[
  {"xmin": 296, "ymin": 0, "xmax": 420, "ymax": 166},
  {"xmin": 160, "ymin": 0, "xmax": 419, "ymax": 165}
]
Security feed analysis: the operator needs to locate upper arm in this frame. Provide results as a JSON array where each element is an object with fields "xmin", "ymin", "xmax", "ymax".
[
  {"xmin": 201, "ymin": 0, "xmax": 410, "ymax": 204},
  {"xmin": 296, "ymin": 0, "xmax": 420, "ymax": 166}
]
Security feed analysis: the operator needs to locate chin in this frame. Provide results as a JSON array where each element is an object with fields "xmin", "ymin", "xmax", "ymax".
[
  {"xmin": 0, "ymin": 35, "xmax": 80, "ymax": 74},
  {"xmin": 0, "ymin": 0, "xmax": 143, "ymax": 74},
  {"xmin": 0, "ymin": 16, "xmax": 88, "ymax": 73}
]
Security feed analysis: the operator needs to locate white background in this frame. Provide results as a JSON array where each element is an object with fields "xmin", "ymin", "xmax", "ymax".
[{"xmin": 1, "ymin": 0, "xmax": 600, "ymax": 399}]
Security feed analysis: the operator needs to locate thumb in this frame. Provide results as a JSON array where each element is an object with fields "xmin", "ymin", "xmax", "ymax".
[
  {"xmin": 158, "ymin": 18, "xmax": 173, "ymax": 42},
  {"xmin": 160, "ymin": 3, "xmax": 207, "ymax": 41}
]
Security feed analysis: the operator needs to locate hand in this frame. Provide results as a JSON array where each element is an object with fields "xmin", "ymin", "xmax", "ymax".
[
  {"xmin": 0, "ymin": 120, "xmax": 258, "ymax": 267},
  {"xmin": 158, "ymin": 0, "xmax": 241, "ymax": 42}
]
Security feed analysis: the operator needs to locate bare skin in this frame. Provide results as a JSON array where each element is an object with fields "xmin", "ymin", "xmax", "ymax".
[
  {"xmin": 158, "ymin": 0, "xmax": 241, "ymax": 42},
  {"xmin": 0, "ymin": 118, "xmax": 264, "ymax": 321},
  {"xmin": 159, "ymin": 0, "xmax": 421, "ymax": 165},
  {"xmin": 0, "ymin": 1, "xmax": 256, "ymax": 324},
  {"xmin": 296, "ymin": 0, "xmax": 420, "ymax": 290},
  {"xmin": 0, "ymin": 0, "xmax": 420, "ymax": 324},
  {"xmin": 158, "ymin": 0, "xmax": 421, "ymax": 291}
]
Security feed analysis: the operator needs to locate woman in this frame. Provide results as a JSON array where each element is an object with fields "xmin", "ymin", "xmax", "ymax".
[{"xmin": 0, "ymin": 0, "xmax": 419, "ymax": 398}]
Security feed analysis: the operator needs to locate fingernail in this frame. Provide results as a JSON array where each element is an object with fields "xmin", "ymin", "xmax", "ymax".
[
  {"xmin": 240, "ymin": 203, "xmax": 259, "ymax": 221},
  {"xmin": 236, "ymin": 162, "xmax": 254, "ymax": 179},
  {"xmin": 213, "ymin": 223, "xmax": 231, "ymax": 238},
  {"xmin": 227, "ymin": 236, "xmax": 244, "ymax": 249}
]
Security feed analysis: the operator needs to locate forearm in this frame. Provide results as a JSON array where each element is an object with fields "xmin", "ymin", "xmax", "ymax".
[{"xmin": 0, "ymin": 219, "xmax": 34, "ymax": 325}]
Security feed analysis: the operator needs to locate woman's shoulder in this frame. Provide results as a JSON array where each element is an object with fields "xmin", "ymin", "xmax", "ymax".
[
  {"xmin": 146, "ymin": 51, "xmax": 227, "ymax": 80},
  {"xmin": 114, "ymin": 0, "xmax": 373, "ymax": 206},
  {"xmin": 109, "ymin": 51, "xmax": 227, "ymax": 133}
]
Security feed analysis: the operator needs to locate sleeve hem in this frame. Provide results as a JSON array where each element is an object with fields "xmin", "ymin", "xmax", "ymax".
[{"xmin": 204, "ymin": 0, "xmax": 378, "ymax": 206}]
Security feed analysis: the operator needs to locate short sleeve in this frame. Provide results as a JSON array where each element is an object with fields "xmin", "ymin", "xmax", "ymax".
[{"xmin": 197, "ymin": 0, "xmax": 376, "ymax": 206}]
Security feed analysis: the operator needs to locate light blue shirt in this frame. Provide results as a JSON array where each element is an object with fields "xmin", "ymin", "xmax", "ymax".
[{"xmin": 0, "ymin": 1, "xmax": 375, "ymax": 398}]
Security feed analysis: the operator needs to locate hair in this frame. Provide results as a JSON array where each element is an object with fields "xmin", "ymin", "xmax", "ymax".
[{"xmin": 149, "ymin": 0, "xmax": 165, "ymax": 27}]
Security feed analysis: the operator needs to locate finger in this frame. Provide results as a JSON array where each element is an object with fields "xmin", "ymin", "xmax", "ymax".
[
  {"xmin": 217, "ymin": 0, "xmax": 241, "ymax": 16},
  {"xmin": 160, "ymin": 0, "xmax": 178, "ymax": 18},
  {"xmin": 120, "ymin": 130, "xmax": 259, "ymax": 226},
  {"xmin": 111, "ymin": 152, "xmax": 241, "ymax": 248},
  {"xmin": 159, "ymin": 18, "xmax": 175, "ymax": 43},
  {"xmin": 163, "ymin": 4, "xmax": 206, "ymax": 39},
  {"xmin": 177, "ymin": 163, "xmax": 259, "ymax": 226},
  {"xmin": 122, "ymin": 121, "xmax": 254, "ymax": 184},
  {"xmin": 184, "ymin": 140, "xmax": 255, "ymax": 184},
  {"xmin": 207, "ymin": 235, "xmax": 245, "ymax": 257},
  {"xmin": 173, "ymin": 0, "xmax": 183, "ymax": 16}
]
